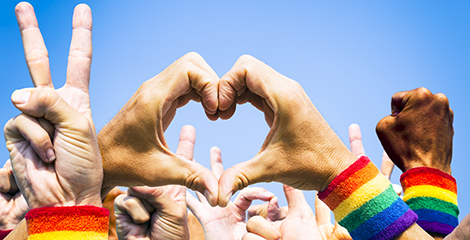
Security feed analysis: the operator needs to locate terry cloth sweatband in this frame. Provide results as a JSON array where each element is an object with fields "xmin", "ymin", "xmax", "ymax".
[
  {"xmin": 25, "ymin": 205, "xmax": 109, "ymax": 239},
  {"xmin": 400, "ymin": 167, "xmax": 459, "ymax": 235},
  {"xmin": 0, "ymin": 229, "xmax": 12, "ymax": 239},
  {"xmin": 318, "ymin": 156, "xmax": 417, "ymax": 240}
]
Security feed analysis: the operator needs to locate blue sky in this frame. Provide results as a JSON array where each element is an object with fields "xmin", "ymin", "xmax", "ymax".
[{"xmin": 1, "ymin": 1, "xmax": 469, "ymax": 222}]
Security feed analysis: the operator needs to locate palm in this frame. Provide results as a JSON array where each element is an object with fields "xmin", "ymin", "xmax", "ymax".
[{"xmin": 199, "ymin": 204, "xmax": 246, "ymax": 239}]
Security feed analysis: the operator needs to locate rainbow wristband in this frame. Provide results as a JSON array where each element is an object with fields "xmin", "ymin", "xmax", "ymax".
[
  {"xmin": 318, "ymin": 156, "xmax": 417, "ymax": 240},
  {"xmin": 400, "ymin": 167, "xmax": 459, "ymax": 235},
  {"xmin": 26, "ymin": 205, "xmax": 109, "ymax": 239},
  {"xmin": 0, "ymin": 229, "xmax": 12, "ymax": 239}
]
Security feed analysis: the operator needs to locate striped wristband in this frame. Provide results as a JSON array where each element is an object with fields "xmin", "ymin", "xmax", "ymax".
[
  {"xmin": 400, "ymin": 167, "xmax": 459, "ymax": 235},
  {"xmin": 26, "ymin": 205, "xmax": 109, "ymax": 239},
  {"xmin": 318, "ymin": 156, "xmax": 417, "ymax": 240}
]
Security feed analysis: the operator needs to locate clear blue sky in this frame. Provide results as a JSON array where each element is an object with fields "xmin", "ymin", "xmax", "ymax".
[{"xmin": 1, "ymin": 1, "xmax": 469, "ymax": 221}]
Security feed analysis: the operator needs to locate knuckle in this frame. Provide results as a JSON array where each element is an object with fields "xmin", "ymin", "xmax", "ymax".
[
  {"xmin": 434, "ymin": 93, "xmax": 450, "ymax": 107},
  {"xmin": 414, "ymin": 87, "xmax": 432, "ymax": 100}
]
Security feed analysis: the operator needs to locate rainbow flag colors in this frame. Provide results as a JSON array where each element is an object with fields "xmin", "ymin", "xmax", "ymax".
[
  {"xmin": 26, "ymin": 205, "xmax": 109, "ymax": 239},
  {"xmin": 318, "ymin": 156, "xmax": 417, "ymax": 240},
  {"xmin": 400, "ymin": 167, "xmax": 459, "ymax": 235}
]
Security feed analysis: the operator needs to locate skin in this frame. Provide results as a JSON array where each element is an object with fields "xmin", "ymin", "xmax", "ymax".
[
  {"xmin": 97, "ymin": 52, "xmax": 220, "ymax": 206},
  {"xmin": 114, "ymin": 125, "xmax": 197, "ymax": 240},
  {"xmin": 5, "ymin": 2, "xmax": 102, "ymax": 208},
  {"xmin": 242, "ymin": 185, "xmax": 352, "ymax": 240},
  {"xmin": 217, "ymin": 55, "xmax": 357, "ymax": 207},
  {"xmin": 376, "ymin": 88, "xmax": 454, "ymax": 240},
  {"xmin": 103, "ymin": 187, "xmax": 124, "ymax": 240},
  {"xmin": 187, "ymin": 146, "xmax": 276, "ymax": 240},
  {"xmin": 444, "ymin": 213, "xmax": 470, "ymax": 240},
  {"xmin": 376, "ymin": 87, "xmax": 454, "ymax": 174},
  {"xmin": 0, "ymin": 160, "xmax": 28, "ymax": 231}
]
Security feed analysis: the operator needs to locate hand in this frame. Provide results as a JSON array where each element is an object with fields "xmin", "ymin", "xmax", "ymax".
[
  {"xmin": 102, "ymin": 187, "xmax": 124, "ymax": 240},
  {"xmin": 187, "ymin": 147, "xmax": 276, "ymax": 240},
  {"xmin": 217, "ymin": 55, "xmax": 357, "ymax": 206},
  {"xmin": 243, "ymin": 186, "xmax": 352, "ymax": 240},
  {"xmin": 349, "ymin": 123, "xmax": 402, "ymax": 195},
  {"xmin": 98, "ymin": 52, "xmax": 219, "ymax": 205},
  {"xmin": 114, "ymin": 125, "xmax": 197, "ymax": 240},
  {"xmin": 4, "ymin": 3, "xmax": 102, "ymax": 208},
  {"xmin": 376, "ymin": 87, "xmax": 453, "ymax": 174},
  {"xmin": 0, "ymin": 160, "xmax": 28, "ymax": 230},
  {"xmin": 243, "ymin": 185, "xmax": 320, "ymax": 240},
  {"xmin": 247, "ymin": 200, "xmax": 288, "ymax": 221}
]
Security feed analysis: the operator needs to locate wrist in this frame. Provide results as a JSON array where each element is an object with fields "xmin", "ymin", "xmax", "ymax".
[
  {"xmin": 26, "ymin": 205, "xmax": 109, "ymax": 239},
  {"xmin": 400, "ymin": 167, "xmax": 458, "ymax": 236},
  {"xmin": 320, "ymin": 146, "xmax": 357, "ymax": 192},
  {"xmin": 318, "ymin": 156, "xmax": 418, "ymax": 240}
]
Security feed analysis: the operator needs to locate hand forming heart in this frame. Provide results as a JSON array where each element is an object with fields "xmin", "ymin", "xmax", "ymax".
[
  {"xmin": 98, "ymin": 53, "xmax": 358, "ymax": 207},
  {"xmin": 9, "ymin": 2, "xmax": 358, "ymax": 209}
]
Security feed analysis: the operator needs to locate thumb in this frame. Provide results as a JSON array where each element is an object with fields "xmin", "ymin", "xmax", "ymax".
[
  {"xmin": 179, "ymin": 159, "xmax": 219, "ymax": 207},
  {"xmin": 11, "ymin": 88, "xmax": 83, "ymax": 126},
  {"xmin": 217, "ymin": 156, "xmax": 267, "ymax": 207}
]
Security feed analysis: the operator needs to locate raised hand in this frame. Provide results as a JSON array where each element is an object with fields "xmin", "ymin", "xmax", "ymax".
[
  {"xmin": 0, "ymin": 160, "xmax": 28, "ymax": 231},
  {"xmin": 5, "ymin": 2, "xmax": 102, "ymax": 208},
  {"xmin": 376, "ymin": 87, "xmax": 454, "ymax": 174},
  {"xmin": 97, "ymin": 52, "xmax": 219, "ymax": 205},
  {"xmin": 114, "ymin": 125, "xmax": 198, "ymax": 240},
  {"xmin": 217, "ymin": 55, "xmax": 357, "ymax": 206},
  {"xmin": 187, "ymin": 147, "xmax": 276, "ymax": 240},
  {"xmin": 243, "ymin": 185, "xmax": 321, "ymax": 240}
]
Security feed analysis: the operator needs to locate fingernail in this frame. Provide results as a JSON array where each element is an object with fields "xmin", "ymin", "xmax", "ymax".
[
  {"xmin": 204, "ymin": 189, "xmax": 213, "ymax": 206},
  {"xmin": 46, "ymin": 148, "xmax": 56, "ymax": 162},
  {"xmin": 11, "ymin": 90, "xmax": 30, "ymax": 105}
]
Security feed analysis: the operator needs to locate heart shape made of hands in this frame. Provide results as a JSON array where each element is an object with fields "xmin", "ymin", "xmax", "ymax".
[{"xmin": 97, "ymin": 52, "xmax": 357, "ymax": 207}]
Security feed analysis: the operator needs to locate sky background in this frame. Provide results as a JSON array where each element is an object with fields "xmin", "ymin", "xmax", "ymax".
[{"xmin": 1, "ymin": 0, "xmax": 469, "ymax": 223}]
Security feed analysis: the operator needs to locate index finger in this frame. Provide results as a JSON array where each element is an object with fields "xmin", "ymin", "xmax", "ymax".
[
  {"xmin": 380, "ymin": 151, "xmax": 394, "ymax": 180},
  {"xmin": 15, "ymin": 2, "xmax": 53, "ymax": 88}
]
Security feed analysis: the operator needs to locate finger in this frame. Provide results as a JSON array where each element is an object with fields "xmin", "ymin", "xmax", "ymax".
[
  {"xmin": 218, "ymin": 155, "xmax": 267, "ymax": 207},
  {"xmin": 186, "ymin": 191, "xmax": 204, "ymax": 217},
  {"xmin": 267, "ymin": 197, "xmax": 286, "ymax": 221},
  {"xmin": 175, "ymin": 125, "xmax": 196, "ymax": 161},
  {"xmin": 11, "ymin": 88, "xmax": 84, "ymax": 126},
  {"xmin": 114, "ymin": 194, "xmax": 153, "ymax": 224},
  {"xmin": 232, "ymin": 187, "xmax": 275, "ymax": 212},
  {"xmin": 391, "ymin": 90, "xmax": 413, "ymax": 116},
  {"xmin": 247, "ymin": 203, "xmax": 268, "ymax": 219},
  {"xmin": 4, "ymin": 114, "xmax": 55, "ymax": 163},
  {"xmin": 195, "ymin": 191, "xmax": 209, "ymax": 205},
  {"xmin": 392, "ymin": 184, "xmax": 403, "ymax": 196},
  {"xmin": 0, "ymin": 160, "xmax": 18, "ymax": 193},
  {"xmin": 348, "ymin": 123, "xmax": 365, "ymax": 157},
  {"xmin": 246, "ymin": 216, "xmax": 281, "ymax": 240},
  {"xmin": 380, "ymin": 151, "xmax": 394, "ymax": 179},
  {"xmin": 65, "ymin": 4, "xmax": 92, "ymax": 93},
  {"xmin": 128, "ymin": 186, "xmax": 183, "ymax": 217},
  {"xmin": 210, "ymin": 146, "xmax": 224, "ymax": 179},
  {"xmin": 283, "ymin": 185, "xmax": 309, "ymax": 212},
  {"xmin": 242, "ymin": 233, "xmax": 269, "ymax": 240},
  {"xmin": 15, "ymin": 2, "xmax": 53, "ymax": 88},
  {"xmin": 169, "ymin": 52, "xmax": 219, "ymax": 115},
  {"xmin": 332, "ymin": 222, "xmax": 353, "ymax": 240},
  {"xmin": 315, "ymin": 193, "xmax": 331, "ymax": 226}
]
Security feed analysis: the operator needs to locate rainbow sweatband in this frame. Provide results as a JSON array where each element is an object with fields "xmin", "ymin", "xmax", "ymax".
[
  {"xmin": 318, "ymin": 156, "xmax": 417, "ymax": 240},
  {"xmin": 400, "ymin": 167, "xmax": 459, "ymax": 235},
  {"xmin": 0, "ymin": 229, "xmax": 12, "ymax": 239},
  {"xmin": 25, "ymin": 205, "xmax": 109, "ymax": 239}
]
